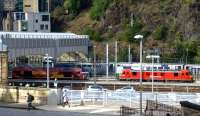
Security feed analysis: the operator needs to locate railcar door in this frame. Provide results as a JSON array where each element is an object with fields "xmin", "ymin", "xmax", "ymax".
[{"xmin": 130, "ymin": 71, "xmax": 137, "ymax": 80}]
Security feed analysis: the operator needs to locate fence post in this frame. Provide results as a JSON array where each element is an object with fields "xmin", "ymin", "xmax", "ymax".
[
  {"xmin": 70, "ymin": 90, "xmax": 72, "ymax": 106},
  {"xmin": 106, "ymin": 91, "xmax": 108, "ymax": 105},
  {"xmin": 129, "ymin": 91, "xmax": 132, "ymax": 107},
  {"xmin": 92, "ymin": 92, "xmax": 95, "ymax": 105},
  {"xmin": 80, "ymin": 90, "xmax": 84, "ymax": 106}
]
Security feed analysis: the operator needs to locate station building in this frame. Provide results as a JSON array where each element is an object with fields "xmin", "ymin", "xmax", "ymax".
[
  {"xmin": 0, "ymin": 31, "xmax": 90, "ymax": 61},
  {"xmin": 0, "ymin": 31, "xmax": 90, "ymax": 84}
]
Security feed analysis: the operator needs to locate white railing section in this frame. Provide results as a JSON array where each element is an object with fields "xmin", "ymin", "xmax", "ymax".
[{"xmin": 56, "ymin": 90, "xmax": 200, "ymax": 107}]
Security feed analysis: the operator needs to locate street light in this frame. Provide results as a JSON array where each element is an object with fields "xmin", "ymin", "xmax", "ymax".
[
  {"xmin": 45, "ymin": 54, "xmax": 50, "ymax": 89},
  {"xmin": 93, "ymin": 46, "xmax": 96, "ymax": 85},
  {"xmin": 146, "ymin": 55, "xmax": 160, "ymax": 94},
  {"xmin": 134, "ymin": 34, "xmax": 143, "ymax": 116}
]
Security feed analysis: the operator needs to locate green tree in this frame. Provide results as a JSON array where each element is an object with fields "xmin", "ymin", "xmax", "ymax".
[
  {"xmin": 125, "ymin": 20, "xmax": 143, "ymax": 43},
  {"xmin": 194, "ymin": 46, "xmax": 200, "ymax": 63},
  {"xmin": 52, "ymin": 6, "xmax": 65, "ymax": 19},
  {"xmin": 184, "ymin": 39, "xmax": 198, "ymax": 63},
  {"xmin": 82, "ymin": 27, "xmax": 102, "ymax": 41},
  {"xmin": 90, "ymin": 0, "xmax": 112, "ymax": 20},
  {"xmin": 153, "ymin": 25, "xmax": 168, "ymax": 40},
  {"xmin": 51, "ymin": 6, "xmax": 65, "ymax": 32},
  {"xmin": 64, "ymin": 0, "xmax": 91, "ymax": 15}
]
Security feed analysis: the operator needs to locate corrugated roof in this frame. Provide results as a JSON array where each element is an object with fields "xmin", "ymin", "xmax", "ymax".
[{"xmin": 0, "ymin": 31, "xmax": 89, "ymax": 39}]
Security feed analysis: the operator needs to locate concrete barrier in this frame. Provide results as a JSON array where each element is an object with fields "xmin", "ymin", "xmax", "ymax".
[{"xmin": 47, "ymin": 88, "xmax": 61, "ymax": 105}]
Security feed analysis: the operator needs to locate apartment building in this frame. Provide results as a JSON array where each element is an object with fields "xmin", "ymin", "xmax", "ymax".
[
  {"xmin": 0, "ymin": 0, "xmax": 51, "ymax": 32},
  {"xmin": 13, "ymin": 12, "xmax": 50, "ymax": 32}
]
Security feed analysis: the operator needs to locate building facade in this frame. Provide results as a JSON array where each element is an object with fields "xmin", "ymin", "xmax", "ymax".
[
  {"xmin": 0, "ymin": 32, "xmax": 90, "ymax": 60},
  {"xmin": 23, "ymin": 0, "xmax": 49, "ymax": 12},
  {"xmin": 0, "ymin": 0, "xmax": 17, "ymax": 11},
  {"xmin": 23, "ymin": 0, "xmax": 39, "ymax": 12},
  {"xmin": 0, "ymin": 43, "xmax": 8, "ymax": 85},
  {"xmin": 0, "ymin": 0, "xmax": 51, "ymax": 32},
  {"xmin": 13, "ymin": 12, "xmax": 50, "ymax": 32}
]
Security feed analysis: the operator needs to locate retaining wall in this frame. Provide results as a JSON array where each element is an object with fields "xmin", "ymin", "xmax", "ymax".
[{"xmin": 0, "ymin": 86, "xmax": 49, "ymax": 105}]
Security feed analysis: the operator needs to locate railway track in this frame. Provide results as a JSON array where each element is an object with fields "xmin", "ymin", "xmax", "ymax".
[{"xmin": 7, "ymin": 79, "xmax": 200, "ymax": 92}]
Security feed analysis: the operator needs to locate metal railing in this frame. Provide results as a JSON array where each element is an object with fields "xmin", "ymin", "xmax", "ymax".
[{"xmin": 58, "ymin": 90, "xmax": 200, "ymax": 107}]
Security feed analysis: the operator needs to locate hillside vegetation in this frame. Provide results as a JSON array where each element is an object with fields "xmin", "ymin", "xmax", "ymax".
[{"xmin": 51, "ymin": 0, "xmax": 200, "ymax": 63}]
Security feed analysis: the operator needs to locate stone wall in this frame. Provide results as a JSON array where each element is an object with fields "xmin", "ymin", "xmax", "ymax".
[
  {"xmin": 0, "ymin": 86, "xmax": 49, "ymax": 105},
  {"xmin": 0, "ymin": 51, "xmax": 8, "ymax": 85}
]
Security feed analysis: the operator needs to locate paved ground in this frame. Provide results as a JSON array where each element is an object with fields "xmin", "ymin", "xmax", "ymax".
[
  {"xmin": 0, "ymin": 103, "xmax": 120, "ymax": 116},
  {"xmin": 38, "ymin": 105, "xmax": 120, "ymax": 116},
  {"xmin": 0, "ymin": 107, "xmax": 113, "ymax": 116}
]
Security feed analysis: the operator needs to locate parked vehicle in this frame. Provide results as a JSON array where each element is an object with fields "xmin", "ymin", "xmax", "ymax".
[
  {"xmin": 116, "ymin": 86, "xmax": 135, "ymax": 92},
  {"xmin": 87, "ymin": 84, "xmax": 107, "ymax": 92}
]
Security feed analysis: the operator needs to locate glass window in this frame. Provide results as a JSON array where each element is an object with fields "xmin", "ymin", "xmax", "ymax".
[
  {"xmin": 25, "ymin": 5, "xmax": 31, "ymax": 7},
  {"xmin": 124, "ymin": 66, "xmax": 131, "ymax": 69},
  {"xmin": 45, "ymin": 25, "xmax": 48, "ymax": 30},
  {"xmin": 132, "ymin": 72, "xmax": 137, "ymax": 76},
  {"xmin": 40, "ymin": 24, "xmax": 44, "ymax": 30},
  {"xmin": 42, "ymin": 15, "xmax": 49, "ymax": 21},
  {"xmin": 15, "ymin": 12, "xmax": 25, "ymax": 20},
  {"xmin": 174, "ymin": 73, "xmax": 178, "ymax": 77}
]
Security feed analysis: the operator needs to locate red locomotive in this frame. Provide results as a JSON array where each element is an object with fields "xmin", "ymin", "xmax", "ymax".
[
  {"xmin": 119, "ymin": 69, "xmax": 193, "ymax": 82},
  {"xmin": 12, "ymin": 66, "xmax": 87, "ymax": 80}
]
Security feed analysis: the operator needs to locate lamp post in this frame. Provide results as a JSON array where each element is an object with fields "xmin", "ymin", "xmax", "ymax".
[
  {"xmin": 146, "ymin": 55, "xmax": 160, "ymax": 94},
  {"xmin": 128, "ymin": 44, "xmax": 131, "ymax": 63},
  {"xmin": 134, "ymin": 34, "xmax": 143, "ymax": 116},
  {"xmin": 46, "ymin": 54, "xmax": 49, "ymax": 89},
  {"xmin": 93, "ymin": 46, "xmax": 96, "ymax": 85},
  {"xmin": 106, "ymin": 43, "xmax": 109, "ymax": 80},
  {"xmin": 115, "ymin": 41, "xmax": 118, "ymax": 76}
]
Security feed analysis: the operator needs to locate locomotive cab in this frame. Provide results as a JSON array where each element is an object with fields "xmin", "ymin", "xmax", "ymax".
[{"xmin": 180, "ymin": 70, "xmax": 193, "ymax": 82}]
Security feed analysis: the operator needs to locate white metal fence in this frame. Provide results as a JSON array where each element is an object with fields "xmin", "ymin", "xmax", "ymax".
[{"xmin": 56, "ymin": 90, "xmax": 200, "ymax": 108}]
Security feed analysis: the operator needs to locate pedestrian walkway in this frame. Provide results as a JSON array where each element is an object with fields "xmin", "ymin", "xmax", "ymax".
[
  {"xmin": 0, "ymin": 103, "xmax": 39, "ymax": 110},
  {"xmin": 37, "ymin": 105, "xmax": 120, "ymax": 115}
]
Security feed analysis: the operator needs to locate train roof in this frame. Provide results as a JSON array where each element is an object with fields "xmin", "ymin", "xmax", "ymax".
[{"xmin": 123, "ymin": 68, "xmax": 189, "ymax": 72}]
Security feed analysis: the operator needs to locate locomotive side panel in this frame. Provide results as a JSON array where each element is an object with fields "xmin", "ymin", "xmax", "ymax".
[
  {"xmin": 12, "ymin": 67, "xmax": 32, "ymax": 79},
  {"xmin": 119, "ymin": 69, "xmax": 193, "ymax": 82},
  {"xmin": 11, "ymin": 66, "xmax": 87, "ymax": 80}
]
